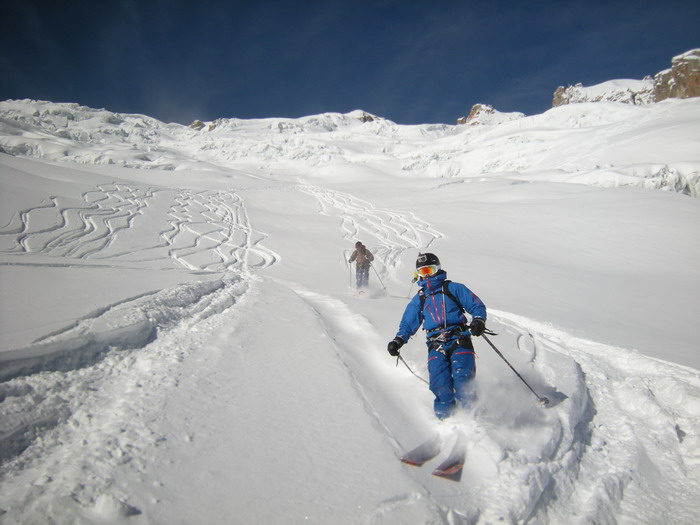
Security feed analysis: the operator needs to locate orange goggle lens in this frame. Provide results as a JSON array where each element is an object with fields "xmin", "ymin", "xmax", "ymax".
[{"xmin": 417, "ymin": 265, "xmax": 439, "ymax": 277}]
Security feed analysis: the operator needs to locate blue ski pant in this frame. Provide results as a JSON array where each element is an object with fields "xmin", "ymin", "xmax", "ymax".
[
  {"xmin": 427, "ymin": 337, "xmax": 476, "ymax": 419},
  {"xmin": 356, "ymin": 265, "xmax": 370, "ymax": 288}
]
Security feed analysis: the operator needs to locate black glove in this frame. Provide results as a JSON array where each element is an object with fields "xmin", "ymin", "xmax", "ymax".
[
  {"xmin": 387, "ymin": 337, "xmax": 405, "ymax": 357},
  {"xmin": 470, "ymin": 318, "xmax": 486, "ymax": 337}
]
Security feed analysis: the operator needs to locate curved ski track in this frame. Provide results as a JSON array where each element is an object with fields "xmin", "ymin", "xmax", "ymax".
[
  {"xmin": 298, "ymin": 183, "xmax": 443, "ymax": 275},
  {"xmin": 0, "ymin": 183, "xmax": 278, "ymax": 273},
  {"xmin": 294, "ymin": 290, "xmax": 700, "ymax": 524},
  {"xmin": 0, "ymin": 181, "xmax": 281, "ymax": 472}
]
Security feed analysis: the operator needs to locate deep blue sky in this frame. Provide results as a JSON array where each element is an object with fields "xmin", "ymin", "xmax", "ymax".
[{"xmin": 1, "ymin": 0, "xmax": 698, "ymax": 125}]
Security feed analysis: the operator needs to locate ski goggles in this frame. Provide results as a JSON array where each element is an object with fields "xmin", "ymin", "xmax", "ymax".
[{"xmin": 416, "ymin": 264, "xmax": 440, "ymax": 277}]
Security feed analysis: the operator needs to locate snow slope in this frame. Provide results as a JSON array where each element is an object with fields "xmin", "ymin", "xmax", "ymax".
[{"xmin": 0, "ymin": 98, "xmax": 699, "ymax": 524}]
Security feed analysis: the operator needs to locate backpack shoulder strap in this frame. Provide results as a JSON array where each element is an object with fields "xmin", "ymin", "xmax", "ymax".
[{"xmin": 442, "ymin": 280, "xmax": 465, "ymax": 313}]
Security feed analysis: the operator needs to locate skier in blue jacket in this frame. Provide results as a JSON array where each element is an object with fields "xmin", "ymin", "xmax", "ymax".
[{"xmin": 387, "ymin": 253, "xmax": 487, "ymax": 419}]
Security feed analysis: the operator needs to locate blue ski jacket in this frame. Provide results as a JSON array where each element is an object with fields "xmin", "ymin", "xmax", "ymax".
[{"xmin": 395, "ymin": 271, "xmax": 486, "ymax": 342}]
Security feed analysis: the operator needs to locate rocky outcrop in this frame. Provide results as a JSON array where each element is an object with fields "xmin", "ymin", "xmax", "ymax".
[
  {"xmin": 553, "ymin": 48, "xmax": 699, "ymax": 107},
  {"xmin": 654, "ymin": 49, "xmax": 700, "ymax": 102},
  {"xmin": 357, "ymin": 112, "xmax": 375, "ymax": 123},
  {"xmin": 189, "ymin": 120, "xmax": 205, "ymax": 131},
  {"xmin": 188, "ymin": 119, "xmax": 222, "ymax": 132},
  {"xmin": 457, "ymin": 104, "xmax": 524, "ymax": 126}
]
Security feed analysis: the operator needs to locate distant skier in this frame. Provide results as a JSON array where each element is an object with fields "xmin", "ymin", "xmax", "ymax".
[
  {"xmin": 387, "ymin": 253, "xmax": 487, "ymax": 419},
  {"xmin": 349, "ymin": 241, "xmax": 374, "ymax": 288}
]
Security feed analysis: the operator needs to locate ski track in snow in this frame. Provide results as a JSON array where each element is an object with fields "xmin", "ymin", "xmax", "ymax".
[
  {"xmin": 474, "ymin": 311, "xmax": 700, "ymax": 524},
  {"xmin": 0, "ymin": 177, "xmax": 283, "ymax": 479},
  {"xmin": 0, "ymin": 182, "xmax": 279, "ymax": 272},
  {"xmin": 291, "ymin": 288, "xmax": 700, "ymax": 523},
  {"xmin": 3, "ymin": 276, "xmax": 698, "ymax": 523},
  {"xmin": 298, "ymin": 182, "xmax": 443, "ymax": 276},
  {"xmin": 1, "ymin": 175, "xmax": 698, "ymax": 523},
  {"xmin": 0, "ymin": 276, "xmax": 250, "ymax": 521}
]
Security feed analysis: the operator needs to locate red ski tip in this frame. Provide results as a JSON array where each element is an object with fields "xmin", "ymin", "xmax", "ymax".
[
  {"xmin": 432, "ymin": 461, "xmax": 464, "ymax": 477},
  {"xmin": 400, "ymin": 457, "xmax": 425, "ymax": 467}
]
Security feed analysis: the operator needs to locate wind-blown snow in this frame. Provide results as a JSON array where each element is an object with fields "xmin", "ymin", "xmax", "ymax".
[{"xmin": 0, "ymin": 98, "xmax": 699, "ymax": 524}]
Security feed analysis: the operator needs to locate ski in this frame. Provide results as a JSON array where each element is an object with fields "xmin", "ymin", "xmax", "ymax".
[
  {"xmin": 432, "ymin": 432, "xmax": 466, "ymax": 481},
  {"xmin": 399, "ymin": 434, "xmax": 442, "ymax": 466}
]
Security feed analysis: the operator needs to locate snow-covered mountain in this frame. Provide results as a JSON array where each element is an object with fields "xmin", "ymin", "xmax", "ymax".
[
  {"xmin": 0, "ymin": 96, "xmax": 699, "ymax": 524},
  {"xmin": 552, "ymin": 77, "xmax": 656, "ymax": 106},
  {"xmin": 2, "ymin": 98, "xmax": 698, "ymax": 195},
  {"xmin": 553, "ymin": 48, "xmax": 700, "ymax": 107}
]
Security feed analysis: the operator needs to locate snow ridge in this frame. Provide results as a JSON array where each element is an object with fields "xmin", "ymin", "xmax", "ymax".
[
  {"xmin": 1, "ymin": 276, "xmax": 250, "ymax": 522},
  {"xmin": 0, "ymin": 277, "xmax": 245, "ymax": 382},
  {"xmin": 2, "ymin": 98, "xmax": 699, "ymax": 196}
]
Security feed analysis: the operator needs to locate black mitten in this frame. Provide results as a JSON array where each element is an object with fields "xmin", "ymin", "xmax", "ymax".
[
  {"xmin": 387, "ymin": 337, "xmax": 405, "ymax": 356},
  {"xmin": 470, "ymin": 318, "xmax": 486, "ymax": 337}
]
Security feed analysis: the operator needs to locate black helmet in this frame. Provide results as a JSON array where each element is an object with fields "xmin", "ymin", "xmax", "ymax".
[
  {"xmin": 355, "ymin": 241, "xmax": 363, "ymax": 248},
  {"xmin": 416, "ymin": 252, "xmax": 440, "ymax": 268}
]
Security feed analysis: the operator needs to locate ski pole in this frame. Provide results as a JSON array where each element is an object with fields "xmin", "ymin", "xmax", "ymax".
[
  {"xmin": 370, "ymin": 262, "xmax": 386, "ymax": 290},
  {"xmin": 481, "ymin": 333, "xmax": 550, "ymax": 407},
  {"xmin": 397, "ymin": 354, "xmax": 429, "ymax": 385},
  {"xmin": 345, "ymin": 252, "xmax": 354, "ymax": 288}
]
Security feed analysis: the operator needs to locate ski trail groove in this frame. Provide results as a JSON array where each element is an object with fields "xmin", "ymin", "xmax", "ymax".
[
  {"xmin": 0, "ymin": 183, "xmax": 279, "ymax": 273},
  {"xmin": 298, "ymin": 182, "xmax": 443, "ymax": 277},
  {"xmin": 281, "ymin": 287, "xmax": 700, "ymax": 523},
  {"xmin": 0, "ymin": 277, "xmax": 249, "ymax": 469},
  {"xmin": 488, "ymin": 310, "xmax": 700, "ymax": 524}
]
